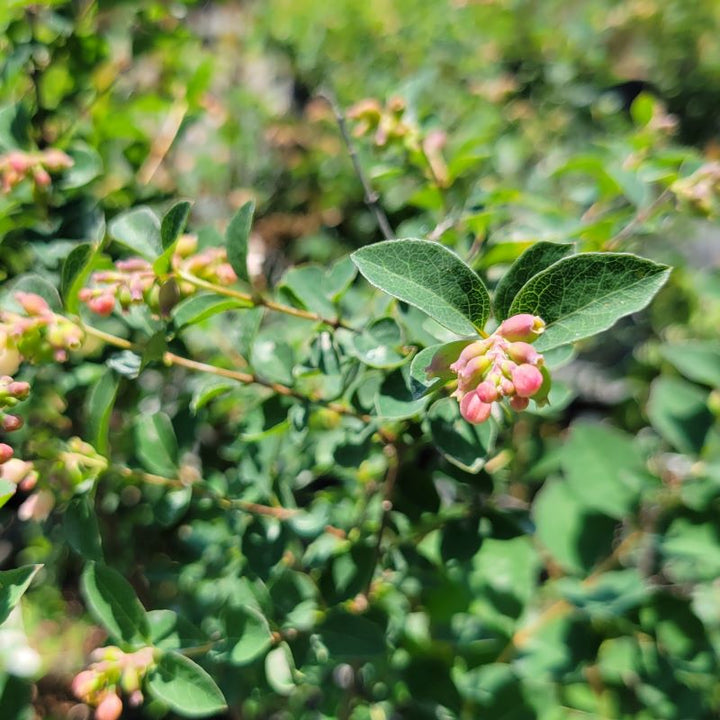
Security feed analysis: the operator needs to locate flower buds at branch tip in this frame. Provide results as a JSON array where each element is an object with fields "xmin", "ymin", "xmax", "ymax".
[{"xmin": 446, "ymin": 314, "xmax": 550, "ymax": 424}]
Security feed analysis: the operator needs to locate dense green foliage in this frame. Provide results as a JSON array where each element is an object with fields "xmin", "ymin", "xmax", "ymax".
[{"xmin": 1, "ymin": 1, "xmax": 720, "ymax": 719}]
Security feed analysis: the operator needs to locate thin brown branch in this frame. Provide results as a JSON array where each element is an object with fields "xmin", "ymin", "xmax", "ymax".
[
  {"xmin": 605, "ymin": 188, "xmax": 673, "ymax": 250},
  {"xmin": 319, "ymin": 90, "xmax": 394, "ymax": 241}
]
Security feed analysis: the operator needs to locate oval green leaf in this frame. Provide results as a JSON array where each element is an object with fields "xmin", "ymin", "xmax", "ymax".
[{"xmin": 351, "ymin": 239, "xmax": 491, "ymax": 336}]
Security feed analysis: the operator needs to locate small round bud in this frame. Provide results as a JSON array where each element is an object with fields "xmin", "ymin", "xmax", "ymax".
[
  {"xmin": 2, "ymin": 414, "xmax": 23, "ymax": 432},
  {"xmin": 88, "ymin": 295, "xmax": 116, "ymax": 316},
  {"xmin": 33, "ymin": 167, "xmax": 51, "ymax": 188},
  {"xmin": 95, "ymin": 692, "xmax": 123, "ymax": 720},
  {"xmin": 497, "ymin": 314, "xmax": 545, "ymax": 343},
  {"xmin": 475, "ymin": 380, "xmax": 499, "ymax": 403},
  {"xmin": 511, "ymin": 364, "xmax": 544, "ymax": 398},
  {"xmin": 0, "ymin": 443, "xmax": 14, "ymax": 463},
  {"xmin": 71, "ymin": 670, "xmax": 98, "ymax": 701},
  {"xmin": 506, "ymin": 341, "xmax": 542, "ymax": 366},
  {"xmin": 509, "ymin": 396, "xmax": 530, "ymax": 411},
  {"xmin": 8, "ymin": 381, "xmax": 30, "ymax": 399},
  {"xmin": 7, "ymin": 152, "xmax": 30, "ymax": 174},
  {"xmin": 459, "ymin": 390, "xmax": 493, "ymax": 424}
]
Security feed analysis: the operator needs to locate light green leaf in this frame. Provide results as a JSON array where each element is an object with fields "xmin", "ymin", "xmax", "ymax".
[
  {"xmin": 59, "ymin": 143, "xmax": 102, "ymax": 189},
  {"xmin": 86, "ymin": 370, "xmax": 119, "ymax": 456},
  {"xmin": 509, "ymin": 253, "xmax": 671, "ymax": 351},
  {"xmin": 660, "ymin": 341, "xmax": 720, "ymax": 388},
  {"xmin": 0, "ymin": 478, "xmax": 16, "ymax": 510},
  {"xmin": 409, "ymin": 340, "xmax": 471, "ymax": 396},
  {"xmin": 147, "ymin": 609, "xmax": 206, "ymax": 651},
  {"xmin": 224, "ymin": 605, "xmax": 272, "ymax": 666},
  {"xmin": 7, "ymin": 274, "xmax": 62, "ymax": 313},
  {"xmin": 647, "ymin": 377, "xmax": 712, "ymax": 455},
  {"xmin": 80, "ymin": 562, "xmax": 148, "ymax": 644},
  {"xmin": 264, "ymin": 643, "xmax": 295, "ymax": 696},
  {"xmin": 134, "ymin": 412, "xmax": 178, "ymax": 476},
  {"xmin": 0, "ymin": 565, "xmax": 42, "ymax": 626},
  {"xmin": 494, "ymin": 241, "xmax": 573, "ymax": 321},
  {"xmin": 279, "ymin": 265, "xmax": 337, "ymax": 319},
  {"xmin": 108, "ymin": 207, "xmax": 162, "ymax": 260},
  {"xmin": 352, "ymin": 239, "xmax": 491, "ymax": 335},
  {"xmin": 172, "ymin": 293, "xmax": 251, "ymax": 330},
  {"xmin": 146, "ymin": 651, "xmax": 227, "ymax": 717},
  {"xmin": 190, "ymin": 377, "xmax": 238, "ymax": 414},
  {"xmin": 226, "ymin": 200, "xmax": 255, "ymax": 283},
  {"xmin": 61, "ymin": 243, "xmax": 95, "ymax": 314},
  {"xmin": 353, "ymin": 317, "xmax": 407, "ymax": 368}
]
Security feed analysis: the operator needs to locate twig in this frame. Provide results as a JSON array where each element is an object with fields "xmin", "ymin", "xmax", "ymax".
[
  {"xmin": 138, "ymin": 95, "xmax": 188, "ymax": 185},
  {"xmin": 605, "ymin": 188, "xmax": 673, "ymax": 250},
  {"xmin": 319, "ymin": 90, "xmax": 394, "ymax": 241}
]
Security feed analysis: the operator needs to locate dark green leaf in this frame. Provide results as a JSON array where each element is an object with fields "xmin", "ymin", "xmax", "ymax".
[
  {"xmin": 134, "ymin": 412, "xmax": 178, "ymax": 476},
  {"xmin": 147, "ymin": 609, "xmax": 206, "ymax": 651},
  {"xmin": 61, "ymin": 243, "xmax": 94, "ymax": 314},
  {"xmin": 146, "ymin": 651, "xmax": 227, "ymax": 717},
  {"xmin": 161, "ymin": 201, "xmax": 192, "ymax": 251},
  {"xmin": 409, "ymin": 340, "xmax": 471, "ymax": 396},
  {"xmin": 226, "ymin": 200, "xmax": 255, "ymax": 283},
  {"xmin": 64, "ymin": 496, "xmax": 103, "ymax": 561},
  {"xmin": 86, "ymin": 370, "xmax": 119, "ymax": 456},
  {"xmin": 139, "ymin": 331, "xmax": 168, "ymax": 372},
  {"xmin": 494, "ymin": 241, "xmax": 573, "ymax": 321},
  {"xmin": 0, "ymin": 565, "xmax": 42, "ymax": 626},
  {"xmin": 375, "ymin": 366, "xmax": 429, "ymax": 419},
  {"xmin": 509, "ymin": 253, "xmax": 671, "ymax": 351},
  {"xmin": 317, "ymin": 611, "xmax": 386, "ymax": 659},
  {"xmin": 80, "ymin": 562, "xmax": 148, "ymax": 644},
  {"xmin": 352, "ymin": 239, "xmax": 491, "ymax": 335}
]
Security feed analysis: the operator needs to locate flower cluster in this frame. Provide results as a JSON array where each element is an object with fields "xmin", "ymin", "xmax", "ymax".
[
  {"xmin": 0, "ymin": 148, "xmax": 73, "ymax": 193},
  {"xmin": 449, "ymin": 314, "xmax": 549, "ymax": 424},
  {"xmin": 0, "ymin": 374, "xmax": 29, "ymax": 436},
  {"xmin": 1, "ymin": 292, "xmax": 84, "ymax": 363},
  {"xmin": 72, "ymin": 646, "xmax": 156, "ymax": 720},
  {"xmin": 80, "ymin": 235, "xmax": 237, "ymax": 316}
]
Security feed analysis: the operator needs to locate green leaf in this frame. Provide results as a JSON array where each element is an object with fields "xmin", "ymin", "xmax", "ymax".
[
  {"xmin": 509, "ymin": 253, "xmax": 671, "ymax": 351},
  {"xmin": 353, "ymin": 317, "xmax": 407, "ymax": 368},
  {"xmin": 0, "ymin": 478, "xmax": 16, "ymax": 510},
  {"xmin": 172, "ymin": 293, "xmax": 251, "ymax": 330},
  {"xmin": 251, "ymin": 338, "xmax": 295, "ymax": 386},
  {"xmin": 64, "ymin": 496, "xmax": 103, "ymax": 561},
  {"xmin": 146, "ymin": 651, "xmax": 227, "ymax": 717},
  {"xmin": 559, "ymin": 422, "xmax": 647, "ymax": 519},
  {"xmin": 0, "ymin": 565, "xmax": 42, "ymax": 626},
  {"xmin": 494, "ymin": 241, "xmax": 573, "ymax": 321},
  {"xmin": 61, "ymin": 243, "xmax": 95, "ymax": 314},
  {"xmin": 147, "ymin": 609, "xmax": 206, "ymax": 651},
  {"xmin": 154, "ymin": 201, "xmax": 192, "ymax": 275},
  {"xmin": 161, "ymin": 201, "xmax": 192, "ymax": 251},
  {"xmin": 59, "ymin": 143, "xmax": 102, "ymax": 189},
  {"xmin": 80, "ymin": 562, "xmax": 148, "ymax": 644},
  {"xmin": 647, "ymin": 377, "xmax": 713, "ymax": 455},
  {"xmin": 154, "ymin": 485, "xmax": 192, "ymax": 527},
  {"xmin": 317, "ymin": 611, "xmax": 386, "ymax": 659},
  {"xmin": 86, "ymin": 370, "xmax": 119, "ymax": 456},
  {"xmin": 226, "ymin": 200, "xmax": 255, "ymax": 283},
  {"xmin": 409, "ymin": 340, "xmax": 471, "ymax": 396},
  {"xmin": 224, "ymin": 605, "xmax": 272, "ymax": 666},
  {"xmin": 660, "ymin": 341, "xmax": 720, "ymax": 388},
  {"xmin": 279, "ymin": 265, "xmax": 337, "ymax": 319},
  {"xmin": 139, "ymin": 331, "xmax": 168, "ymax": 372},
  {"xmin": 375, "ymin": 366, "xmax": 429, "ymax": 419},
  {"xmin": 426, "ymin": 397, "xmax": 496, "ymax": 473},
  {"xmin": 108, "ymin": 207, "xmax": 162, "ymax": 260},
  {"xmin": 190, "ymin": 377, "xmax": 238, "ymax": 413},
  {"xmin": 352, "ymin": 239, "xmax": 491, "ymax": 335},
  {"xmin": 264, "ymin": 643, "xmax": 295, "ymax": 696},
  {"xmin": 134, "ymin": 412, "xmax": 178, "ymax": 476}
]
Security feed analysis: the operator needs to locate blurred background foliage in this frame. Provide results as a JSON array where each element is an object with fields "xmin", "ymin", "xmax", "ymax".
[{"xmin": 1, "ymin": 0, "xmax": 720, "ymax": 718}]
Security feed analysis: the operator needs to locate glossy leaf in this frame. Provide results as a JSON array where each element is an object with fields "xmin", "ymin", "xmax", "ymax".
[
  {"xmin": 494, "ymin": 241, "xmax": 573, "ymax": 320},
  {"xmin": 352, "ymin": 239, "xmax": 491, "ymax": 335},
  {"xmin": 226, "ymin": 200, "xmax": 254, "ymax": 283},
  {"xmin": 510, "ymin": 253, "xmax": 671, "ymax": 351},
  {"xmin": 146, "ymin": 651, "xmax": 227, "ymax": 717},
  {"xmin": 80, "ymin": 562, "xmax": 148, "ymax": 644}
]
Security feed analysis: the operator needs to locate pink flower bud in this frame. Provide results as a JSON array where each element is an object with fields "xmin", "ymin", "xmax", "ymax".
[
  {"xmin": 509, "ymin": 396, "xmax": 529, "ymax": 411},
  {"xmin": 511, "ymin": 364, "xmax": 543, "ymax": 398},
  {"xmin": 41, "ymin": 149, "xmax": 73, "ymax": 171},
  {"xmin": 15, "ymin": 292, "xmax": 50, "ymax": 316},
  {"xmin": 475, "ymin": 380, "xmax": 499, "ymax": 403},
  {"xmin": 458, "ymin": 354, "xmax": 491, "ymax": 388},
  {"xmin": 506, "ymin": 341, "xmax": 542, "ymax": 366},
  {"xmin": 71, "ymin": 670, "xmax": 98, "ymax": 701},
  {"xmin": 88, "ymin": 295, "xmax": 116, "ymax": 316},
  {"xmin": 2, "ymin": 458, "xmax": 31, "ymax": 484},
  {"xmin": 2, "ymin": 414, "xmax": 23, "ymax": 432},
  {"xmin": 8, "ymin": 381, "xmax": 30, "ymax": 399},
  {"xmin": 0, "ymin": 443, "xmax": 13, "ymax": 463},
  {"xmin": 95, "ymin": 692, "xmax": 123, "ymax": 720},
  {"xmin": 497, "ymin": 314, "xmax": 545, "ymax": 343},
  {"xmin": 449, "ymin": 339, "xmax": 489, "ymax": 374},
  {"xmin": 459, "ymin": 390, "xmax": 493, "ymax": 424},
  {"xmin": 33, "ymin": 167, "xmax": 51, "ymax": 188},
  {"xmin": 6, "ymin": 152, "xmax": 30, "ymax": 174}
]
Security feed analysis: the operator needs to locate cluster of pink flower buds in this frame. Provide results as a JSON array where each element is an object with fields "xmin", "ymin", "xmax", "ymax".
[
  {"xmin": 72, "ymin": 646, "xmax": 155, "ymax": 720},
  {"xmin": 0, "ymin": 292, "xmax": 84, "ymax": 364},
  {"xmin": 0, "ymin": 374, "xmax": 30, "ymax": 439},
  {"xmin": 80, "ymin": 235, "xmax": 237, "ymax": 317},
  {"xmin": 0, "ymin": 148, "xmax": 73, "ymax": 193},
  {"xmin": 448, "ymin": 314, "xmax": 549, "ymax": 424},
  {"xmin": 1, "ymin": 457, "xmax": 37, "ymax": 492}
]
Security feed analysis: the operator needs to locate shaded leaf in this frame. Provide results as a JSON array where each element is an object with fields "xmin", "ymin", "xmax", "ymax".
[
  {"xmin": 61, "ymin": 243, "xmax": 94, "ymax": 314},
  {"xmin": 0, "ymin": 565, "xmax": 42, "ymax": 626},
  {"xmin": 86, "ymin": 370, "xmax": 119, "ymax": 456},
  {"xmin": 134, "ymin": 412, "xmax": 178, "ymax": 476},
  {"xmin": 226, "ymin": 200, "xmax": 254, "ymax": 283}
]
